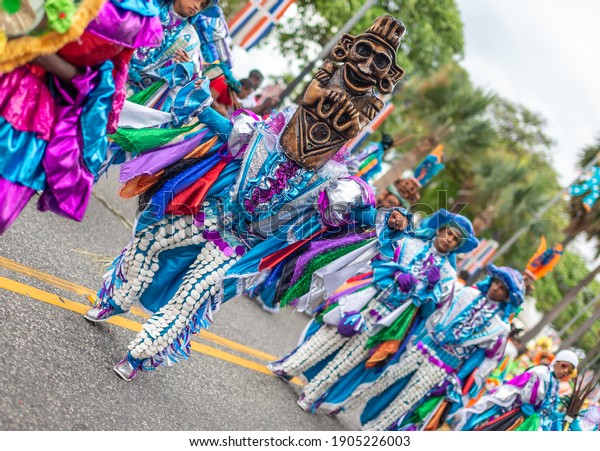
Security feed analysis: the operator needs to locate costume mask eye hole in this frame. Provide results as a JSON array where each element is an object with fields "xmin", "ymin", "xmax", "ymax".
[
  {"xmin": 356, "ymin": 42, "xmax": 371, "ymax": 57},
  {"xmin": 374, "ymin": 53, "xmax": 390, "ymax": 69}
]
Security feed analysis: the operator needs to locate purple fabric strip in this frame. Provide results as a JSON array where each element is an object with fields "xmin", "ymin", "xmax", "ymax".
[
  {"xmin": 317, "ymin": 190, "xmax": 336, "ymax": 228},
  {"xmin": 290, "ymin": 231, "xmax": 375, "ymax": 284},
  {"xmin": 119, "ymin": 129, "xmax": 209, "ymax": 182},
  {"xmin": 486, "ymin": 336, "xmax": 504, "ymax": 358},
  {"xmin": 503, "ymin": 371, "xmax": 533, "ymax": 390},
  {"xmin": 86, "ymin": 2, "xmax": 163, "ymax": 49},
  {"xmin": 230, "ymin": 109, "xmax": 260, "ymax": 122},
  {"xmin": 265, "ymin": 111, "xmax": 286, "ymax": 134},
  {"xmin": 38, "ymin": 68, "xmax": 98, "ymax": 221},
  {"xmin": 0, "ymin": 177, "xmax": 35, "ymax": 234},
  {"xmin": 530, "ymin": 379, "xmax": 540, "ymax": 405}
]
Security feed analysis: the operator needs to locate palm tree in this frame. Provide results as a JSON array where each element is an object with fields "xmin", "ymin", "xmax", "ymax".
[
  {"xmin": 375, "ymin": 64, "xmax": 496, "ymax": 191},
  {"xmin": 521, "ymin": 137, "xmax": 600, "ymax": 343},
  {"xmin": 563, "ymin": 138, "xmax": 600, "ymax": 246}
]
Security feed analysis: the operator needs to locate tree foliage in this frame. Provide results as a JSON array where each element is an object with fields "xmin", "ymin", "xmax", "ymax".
[
  {"xmin": 220, "ymin": 0, "xmax": 248, "ymax": 18},
  {"xmin": 383, "ymin": 64, "xmax": 566, "ymax": 268},
  {"xmin": 276, "ymin": 0, "xmax": 464, "ymax": 77},
  {"xmin": 535, "ymin": 251, "xmax": 600, "ymax": 354}
]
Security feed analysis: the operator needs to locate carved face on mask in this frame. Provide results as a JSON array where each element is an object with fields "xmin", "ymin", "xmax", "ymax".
[
  {"xmin": 280, "ymin": 15, "xmax": 406, "ymax": 170},
  {"xmin": 334, "ymin": 35, "xmax": 403, "ymax": 95}
]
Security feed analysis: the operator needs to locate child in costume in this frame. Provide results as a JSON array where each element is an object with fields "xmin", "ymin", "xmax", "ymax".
[
  {"xmin": 345, "ymin": 265, "xmax": 524, "ymax": 431},
  {"xmin": 452, "ymin": 350, "xmax": 578, "ymax": 431},
  {"xmin": 125, "ymin": 0, "xmax": 219, "ymax": 122},
  {"xmin": 194, "ymin": 2, "xmax": 232, "ymax": 69},
  {"xmin": 267, "ymin": 209, "xmax": 477, "ymax": 413},
  {"xmin": 0, "ymin": 0, "xmax": 162, "ymax": 234},
  {"xmin": 83, "ymin": 16, "xmax": 408, "ymax": 382}
]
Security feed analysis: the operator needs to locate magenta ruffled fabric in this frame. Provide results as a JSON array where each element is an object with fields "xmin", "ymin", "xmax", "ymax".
[
  {"xmin": 0, "ymin": 177, "xmax": 36, "ymax": 234},
  {"xmin": 37, "ymin": 68, "xmax": 103, "ymax": 221},
  {"xmin": 86, "ymin": 1, "xmax": 163, "ymax": 49},
  {"xmin": 0, "ymin": 67, "xmax": 55, "ymax": 140}
]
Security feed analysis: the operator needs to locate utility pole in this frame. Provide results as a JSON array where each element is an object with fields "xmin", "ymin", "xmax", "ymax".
[
  {"xmin": 558, "ymin": 292, "xmax": 600, "ymax": 336},
  {"xmin": 276, "ymin": 0, "xmax": 380, "ymax": 107}
]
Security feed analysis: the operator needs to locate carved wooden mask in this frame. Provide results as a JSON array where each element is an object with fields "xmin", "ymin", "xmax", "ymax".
[{"xmin": 281, "ymin": 15, "xmax": 406, "ymax": 169}]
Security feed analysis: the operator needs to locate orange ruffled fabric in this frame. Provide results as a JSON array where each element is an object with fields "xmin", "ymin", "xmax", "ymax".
[{"xmin": 0, "ymin": 0, "xmax": 107, "ymax": 73}]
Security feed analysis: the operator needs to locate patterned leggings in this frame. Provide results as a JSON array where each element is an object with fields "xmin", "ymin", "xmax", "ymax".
[{"xmin": 344, "ymin": 345, "xmax": 447, "ymax": 430}]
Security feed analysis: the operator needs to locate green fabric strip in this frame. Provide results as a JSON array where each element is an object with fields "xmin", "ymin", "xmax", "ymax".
[
  {"xmin": 109, "ymin": 122, "xmax": 201, "ymax": 155},
  {"xmin": 359, "ymin": 154, "xmax": 377, "ymax": 171},
  {"xmin": 279, "ymin": 240, "xmax": 373, "ymax": 307},
  {"xmin": 400, "ymin": 396, "xmax": 444, "ymax": 427},
  {"xmin": 514, "ymin": 413, "xmax": 540, "ymax": 431},
  {"xmin": 127, "ymin": 81, "xmax": 166, "ymax": 106},
  {"xmin": 366, "ymin": 302, "xmax": 417, "ymax": 349}
]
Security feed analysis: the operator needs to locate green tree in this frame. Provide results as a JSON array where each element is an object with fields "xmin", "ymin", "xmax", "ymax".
[
  {"xmin": 521, "ymin": 136, "xmax": 600, "ymax": 345},
  {"xmin": 277, "ymin": 0, "xmax": 464, "ymax": 77},
  {"xmin": 564, "ymin": 137, "xmax": 600, "ymax": 246},
  {"xmin": 375, "ymin": 64, "xmax": 495, "ymax": 192},
  {"xmin": 220, "ymin": 0, "xmax": 248, "ymax": 18}
]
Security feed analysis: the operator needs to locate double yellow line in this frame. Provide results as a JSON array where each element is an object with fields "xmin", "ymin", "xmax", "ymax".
[{"xmin": 0, "ymin": 256, "xmax": 301, "ymax": 384}]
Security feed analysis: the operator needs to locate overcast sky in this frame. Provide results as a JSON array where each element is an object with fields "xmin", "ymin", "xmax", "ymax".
[
  {"xmin": 457, "ymin": 0, "xmax": 600, "ymax": 184},
  {"xmin": 233, "ymin": 0, "xmax": 600, "ymax": 185}
]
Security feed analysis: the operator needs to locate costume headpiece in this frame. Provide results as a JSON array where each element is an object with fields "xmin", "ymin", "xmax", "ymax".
[
  {"xmin": 537, "ymin": 336, "xmax": 553, "ymax": 350},
  {"xmin": 0, "ymin": 0, "xmax": 161, "ymax": 72},
  {"xmin": 488, "ymin": 265, "xmax": 525, "ymax": 306},
  {"xmin": 553, "ymin": 350, "xmax": 579, "ymax": 369},
  {"xmin": 525, "ymin": 236, "xmax": 563, "ymax": 280},
  {"xmin": 420, "ymin": 209, "xmax": 479, "ymax": 255}
]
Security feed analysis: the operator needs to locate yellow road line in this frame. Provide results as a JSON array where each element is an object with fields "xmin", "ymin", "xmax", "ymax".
[
  {"xmin": 0, "ymin": 255, "xmax": 95, "ymax": 296},
  {"xmin": 0, "ymin": 256, "xmax": 277, "ymax": 362},
  {"xmin": 0, "ymin": 276, "xmax": 302, "ymax": 385}
]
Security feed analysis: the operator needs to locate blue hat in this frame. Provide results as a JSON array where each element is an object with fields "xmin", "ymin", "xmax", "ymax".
[
  {"xmin": 419, "ymin": 209, "xmax": 479, "ymax": 254},
  {"xmin": 476, "ymin": 264, "xmax": 525, "ymax": 317}
]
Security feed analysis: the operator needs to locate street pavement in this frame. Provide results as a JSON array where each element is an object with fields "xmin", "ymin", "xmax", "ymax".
[{"xmin": 0, "ymin": 168, "xmax": 359, "ymax": 431}]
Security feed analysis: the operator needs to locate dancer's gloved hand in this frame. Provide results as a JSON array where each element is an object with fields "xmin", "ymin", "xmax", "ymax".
[
  {"xmin": 387, "ymin": 209, "xmax": 409, "ymax": 231},
  {"xmin": 337, "ymin": 311, "xmax": 366, "ymax": 337},
  {"xmin": 428, "ymin": 379, "xmax": 451, "ymax": 397},
  {"xmin": 395, "ymin": 272, "xmax": 417, "ymax": 293},
  {"xmin": 426, "ymin": 265, "xmax": 441, "ymax": 290}
]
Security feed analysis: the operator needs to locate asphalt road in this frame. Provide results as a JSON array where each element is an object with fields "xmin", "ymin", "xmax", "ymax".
[{"xmin": 0, "ymin": 167, "xmax": 359, "ymax": 431}]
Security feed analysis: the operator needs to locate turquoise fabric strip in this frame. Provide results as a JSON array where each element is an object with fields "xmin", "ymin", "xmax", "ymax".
[{"xmin": 0, "ymin": 118, "xmax": 47, "ymax": 191}]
